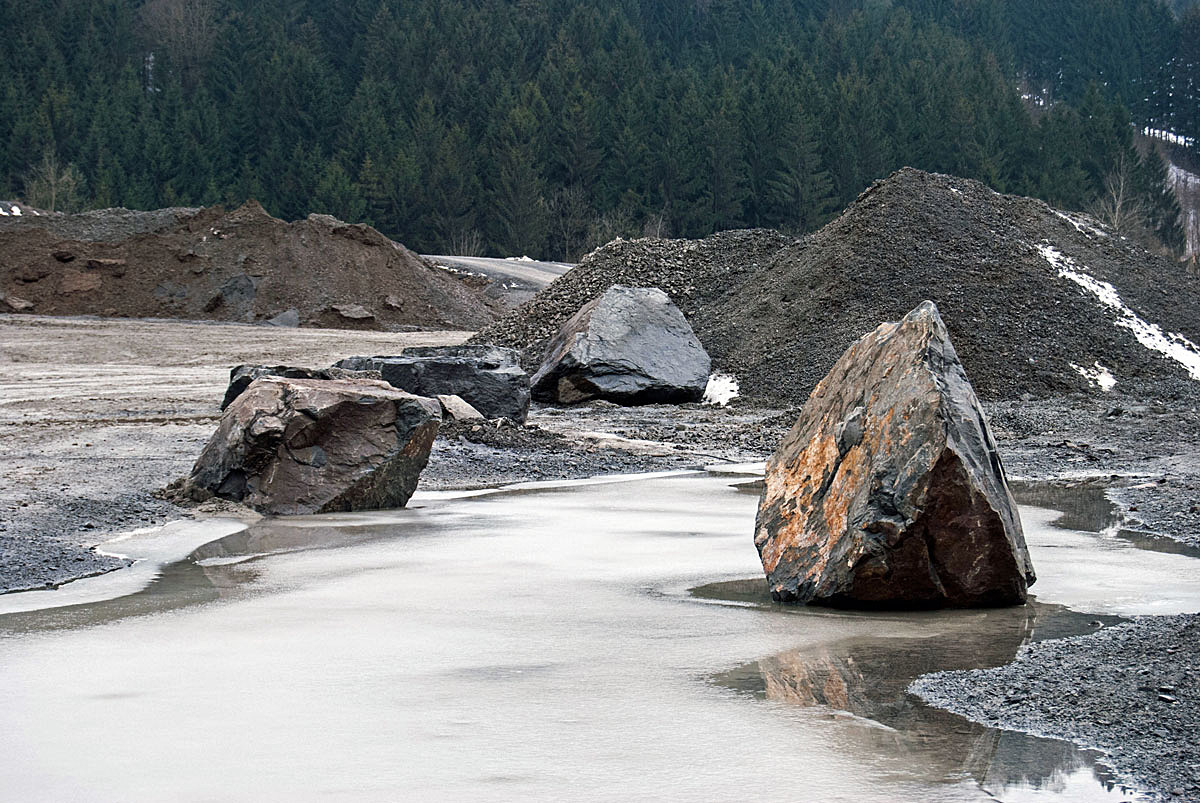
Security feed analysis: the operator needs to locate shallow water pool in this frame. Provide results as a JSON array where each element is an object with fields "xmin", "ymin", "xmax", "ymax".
[{"xmin": 1, "ymin": 471, "xmax": 1193, "ymax": 802}]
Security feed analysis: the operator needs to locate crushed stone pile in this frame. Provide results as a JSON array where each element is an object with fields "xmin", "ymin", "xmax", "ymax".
[
  {"xmin": 475, "ymin": 168, "xmax": 1200, "ymax": 403},
  {"xmin": 0, "ymin": 201, "xmax": 499, "ymax": 330}
]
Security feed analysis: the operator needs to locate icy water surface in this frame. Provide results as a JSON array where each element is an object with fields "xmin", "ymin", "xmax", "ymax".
[{"xmin": 2, "ymin": 471, "xmax": 1196, "ymax": 802}]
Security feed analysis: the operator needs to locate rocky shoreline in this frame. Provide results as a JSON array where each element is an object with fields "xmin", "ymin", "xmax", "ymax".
[{"xmin": 911, "ymin": 615, "xmax": 1200, "ymax": 800}]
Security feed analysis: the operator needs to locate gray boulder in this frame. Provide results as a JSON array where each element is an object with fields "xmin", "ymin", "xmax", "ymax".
[
  {"xmin": 185, "ymin": 376, "xmax": 440, "ymax": 515},
  {"xmin": 755, "ymin": 301, "xmax": 1034, "ymax": 608},
  {"xmin": 336, "ymin": 345, "xmax": 530, "ymax": 422},
  {"xmin": 531, "ymin": 285, "xmax": 711, "ymax": 405},
  {"xmin": 221, "ymin": 364, "xmax": 381, "ymax": 411}
]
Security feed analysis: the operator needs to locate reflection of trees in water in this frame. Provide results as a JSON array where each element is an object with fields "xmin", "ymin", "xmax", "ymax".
[{"xmin": 713, "ymin": 601, "xmax": 1122, "ymax": 794}]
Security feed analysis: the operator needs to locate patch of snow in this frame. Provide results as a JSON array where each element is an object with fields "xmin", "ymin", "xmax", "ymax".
[
  {"xmin": 0, "ymin": 206, "xmax": 8, "ymax": 216},
  {"xmin": 1053, "ymin": 210, "xmax": 1108, "ymax": 239},
  {"xmin": 1070, "ymin": 361, "xmax": 1117, "ymax": 391},
  {"xmin": 10, "ymin": 205, "xmax": 21, "ymax": 216},
  {"xmin": 1039, "ymin": 242, "xmax": 1200, "ymax": 380},
  {"xmin": 432, "ymin": 262, "xmax": 485, "ymax": 279},
  {"xmin": 1143, "ymin": 126, "xmax": 1197, "ymax": 148},
  {"xmin": 505, "ymin": 255, "xmax": 535, "ymax": 262},
  {"xmin": 702, "ymin": 373, "xmax": 740, "ymax": 406},
  {"xmin": 31, "ymin": 209, "xmax": 40, "ymax": 215}
]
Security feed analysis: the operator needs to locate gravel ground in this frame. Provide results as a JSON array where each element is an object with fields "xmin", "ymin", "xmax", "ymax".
[
  {"xmin": 0, "ymin": 314, "xmax": 470, "ymax": 593},
  {"xmin": 3, "ymin": 314, "xmax": 1200, "ymax": 800},
  {"xmin": 911, "ymin": 616, "xmax": 1200, "ymax": 800}
]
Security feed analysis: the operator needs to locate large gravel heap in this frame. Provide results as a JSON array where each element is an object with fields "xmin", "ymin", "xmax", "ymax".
[
  {"xmin": 0, "ymin": 201, "xmax": 498, "ymax": 330},
  {"xmin": 475, "ymin": 168, "xmax": 1200, "ymax": 403}
]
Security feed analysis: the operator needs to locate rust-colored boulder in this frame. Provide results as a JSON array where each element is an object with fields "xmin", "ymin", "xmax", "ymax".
[
  {"xmin": 755, "ymin": 301, "xmax": 1034, "ymax": 608},
  {"xmin": 184, "ymin": 377, "xmax": 440, "ymax": 515}
]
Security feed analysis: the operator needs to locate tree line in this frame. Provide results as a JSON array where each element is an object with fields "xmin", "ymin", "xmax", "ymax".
[{"xmin": 0, "ymin": 0, "xmax": 1192, "ymax": 259}]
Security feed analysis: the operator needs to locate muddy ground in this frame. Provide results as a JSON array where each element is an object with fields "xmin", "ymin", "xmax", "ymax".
[{"xmin": 2, "ymin": 314, "xmax": 1199, "ymax": 799}]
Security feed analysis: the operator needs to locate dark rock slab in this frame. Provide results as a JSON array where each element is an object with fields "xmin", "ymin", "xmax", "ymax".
[
  {"xmin": 530, "ymin": 285, "xmax": 711, "ymax": 405},
  {"xmin": 755, "ymin": 301, "xmax": 1034, "ymax": 608},
  {"xmin": 185, "ymin": 376, "xmax": 440, "ymax": 515},
  {"xmin": 336, "ymin": 345, "xmax": 530, "ymax": 422},
  {"xmin": 220, "ymin": 364, "xmax": 381, "ymax": 411}
]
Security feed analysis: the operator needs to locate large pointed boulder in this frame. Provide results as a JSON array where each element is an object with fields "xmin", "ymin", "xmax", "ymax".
[
  {"xmin": 184, "ymin": 376, "xmax": 440, "ymax": 515},
  {"xmin": 531, "ymin": 285, "xmax": 711, "ymax": 405},
  {"xmin": 755, "ymin": 301, "xmax": 1034, "ymax": 608}
]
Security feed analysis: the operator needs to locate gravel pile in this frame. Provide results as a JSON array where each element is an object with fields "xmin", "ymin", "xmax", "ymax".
[
  {"xmin": 476, "ymin": 168, "xmax": 1200, "ymax": 404},
  {"xmin": 911, "ymin": 615, "xmax": 1200, "ymax": 801},
  {"xmin": 0, "ymin": 205, "xmax": 199, "ymax": 242},
  {"xmin": 471, "ymin": 228, "xmax": 793, "ymax": 364}
]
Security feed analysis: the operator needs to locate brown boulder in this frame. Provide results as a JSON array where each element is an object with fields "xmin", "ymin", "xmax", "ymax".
[
  {"xmin": 754, "ymin": 301, "xmax": 1034, "ymax": 608},
  {"xmin": 184, "ymin": 376, "xmax": 440, "ymax": 515}
]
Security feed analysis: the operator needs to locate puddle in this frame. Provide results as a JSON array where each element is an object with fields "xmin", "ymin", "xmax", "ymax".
[
  {"xmin": 0, "ymin": 474, "xmax": 1190, "ymax": 801},
  {"xmin": 703, "ymin": 599, "xmax": 1135, "ymax": 801},
  {"xmin": 1011, "ymin": 479, "xmax": 1200, "ymax": 559}
]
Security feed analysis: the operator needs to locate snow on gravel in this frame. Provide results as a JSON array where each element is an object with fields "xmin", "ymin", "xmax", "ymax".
[
  {"xmin": 1053, "ymin": 210, "xmax": 1108, "ymax": 239},
  {"xmin": 702, "ymin": 373, "xmax": 740, "ymax": 406},
  {"xmin": 1039, "ymin": 242, "xmax": 1200, "ymax": 380},
  {"xmin": 1070, "ymin": 360, "xmax": 1116, "ymax": 391}
]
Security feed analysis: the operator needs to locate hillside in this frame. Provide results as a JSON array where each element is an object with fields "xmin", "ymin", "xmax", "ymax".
[
  {"xmin": 1, "ymin": 0, "xmax": 1193, "ymax": 260},
  {"xmin": 0, "ymin": 202, "xmax": 498, "ymax": 330},
  {"xmin": 476, "ymin": 168, "xmax": 1200, "ymax": 403}
]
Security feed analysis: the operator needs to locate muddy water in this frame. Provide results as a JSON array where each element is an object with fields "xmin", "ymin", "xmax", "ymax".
[{"xmin": 2, "ymin": 472, "xmax": 1196, "ymax": 802}]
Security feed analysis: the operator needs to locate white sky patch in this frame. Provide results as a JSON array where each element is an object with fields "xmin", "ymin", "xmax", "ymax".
[
  {"xmin": 1053, "ymin": 209, "xmax": 1108, "ymax": 239},
  {"xmin": 702, "ymin": 373, "xmax": 740, "ymax": 406},
  {"xmin": 1071, "ymin": 361, "xmax": 1117, "ymax": 391},
  {"xmin": 1039, "ymin": 242, "xmax": 1200, "ymax": 380}
]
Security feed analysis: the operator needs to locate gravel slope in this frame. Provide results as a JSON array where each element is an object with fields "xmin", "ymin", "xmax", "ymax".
[{"xmin": 476, "ymin": 168, "xmax": 1200, "ymax": 404}]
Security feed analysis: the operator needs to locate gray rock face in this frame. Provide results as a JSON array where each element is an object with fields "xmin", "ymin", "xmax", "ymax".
[
  {"xmin": 186, "ymin": 376, "xmax": 440, "ymax": 515},
  {"xmin": 266, "ymin": 308, "xmax": 300, "ymax": 327},
  {"xmin": 530, "ymin": 285, "xmax": 711, "ymax": 405},
  {"xmin": 336, "ymin": 345, "xmax": 530, "ymax": 422},
  {"xmin": 755, "ymin": 301, "xmax": 1034, "ymax": 608},
  {"xmin": 221, "ymin": 364, "xmax": 381, "ymax": 411}
]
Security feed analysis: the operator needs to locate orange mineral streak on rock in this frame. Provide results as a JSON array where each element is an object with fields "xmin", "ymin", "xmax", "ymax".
[
  {"xmin": 757, "ymin": 431, "xmax": 839, "ymax": 575},
  {"xmin": 753, "ymin": 301, "xmax": 1033, "ymax": 607}
]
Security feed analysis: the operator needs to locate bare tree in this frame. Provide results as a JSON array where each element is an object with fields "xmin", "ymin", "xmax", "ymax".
[
  {"xmin": 139, "ymin": 0, "xmax": 219, "ymax": 88},
  {"xmin": 24, "ymin": 152, "xmax": 84, "ymax": 212},
  {"xmin": 1092, "ymin": 154, "xmax": 1148, "ymax": 236},
  {"xmin": 448, "ymin": 228, "xmax": 485, "ymax": 257}
]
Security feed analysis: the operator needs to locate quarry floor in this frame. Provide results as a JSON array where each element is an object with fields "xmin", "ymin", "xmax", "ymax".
[{"xmin": 1, "ymin": 313, "xmax": 1199, "ymax": 799}]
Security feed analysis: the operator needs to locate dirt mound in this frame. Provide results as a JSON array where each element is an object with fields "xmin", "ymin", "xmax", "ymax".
[
  {"xmin": 0, "ymin": 201, "xmax": 499, "ymax": 330},
  {"xmin": 475, "ymin": 168, "xmax": 1200, "ymax": 403}
]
